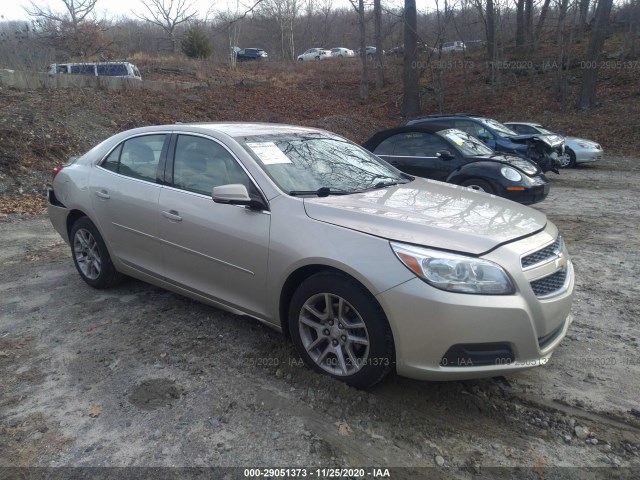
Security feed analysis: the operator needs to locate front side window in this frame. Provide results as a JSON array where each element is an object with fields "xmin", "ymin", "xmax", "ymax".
[
  {"xmin": 101, "ymin": 135, "xmax": 165, "ymax": 182},
  {"xmin": 97, "ymin": 64, "xmax": 128, "ymax": 76},
  {"xmin": 172, "ymin": 135, "xmax": 254, "ymax": 196},
  {"xmin": 241, "ymin": 133, "xmax": 408, "ymax": 195},
  {"xmin": 477, "ymin": 118, "xmax": 518, "ymax": 136}
]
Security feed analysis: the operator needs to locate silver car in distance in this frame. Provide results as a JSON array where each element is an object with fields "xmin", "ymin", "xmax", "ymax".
[{"xmin": 48, "ymin": 123, "xmax": 575, "ymax": 388}]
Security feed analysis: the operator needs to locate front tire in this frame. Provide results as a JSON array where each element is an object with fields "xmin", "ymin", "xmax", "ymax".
[
  {"xmin": 288, "ymin": 272, "xmax": 394, "ymax": 389},
  {"xmin": 460, "ymin": 178, "xmax": 495, "ymax": 194},
  {"xmin": 559, "ymin": 148, "xmax": 576, "ymax": 168},
  {"xmin": 70, "ymin": 217, "xmax": 123, "ymax": 289}
]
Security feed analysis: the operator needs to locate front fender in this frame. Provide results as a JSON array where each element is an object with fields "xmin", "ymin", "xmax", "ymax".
[{"xmin": 446, "ymin": 161, "xmax": 505, "ymax": 186}]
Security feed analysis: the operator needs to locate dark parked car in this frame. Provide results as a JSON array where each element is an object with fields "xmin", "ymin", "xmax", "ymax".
[
  {"xmin": 407, "ymin": 115, "xmax": 564, "ymax": 174},
  {"xmin": 363, "ymin": 125, "xmax": 550, "ymax": 205},
  {"xmin": 236, "ymin": 48, "xmax": 268, "ymax": 61}
]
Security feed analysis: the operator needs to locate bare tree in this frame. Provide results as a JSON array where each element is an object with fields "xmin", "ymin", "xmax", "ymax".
[
  {"xmin": 401, "ymin": 0, "xmax": 420, "ymax": 116},
  {"xmin": 577, "ymin": 0, "xmax": 591, "ymax": 40},
  {"xmin": 579, "ymin": 0, "xmax": 614, "ymax": 109},
  {"xmin": 26, "ymin": 0, "xmax": 109, "ymax": 58},
  {"xmin": 261, "ymin": 0, "xmax": 299, "ymax": 61},
  {"xmin": 516, "ymin": 0, "xmax": 525, "ymax": 47},
  {"xmin": 555, "ymin": 0, "xmax": 570, "ymax": 45},
  {"xmin": 349, "ymin": 0, "xmax": 368, "ymax": 100},
  {"xmin": 134, "ymin": 0, "xmax": 198, "ymax": 53},
  {"xmin": 373, "ymin": 0, "xmax": 384, "ymax": 89},
  {"xmin": 534, "ymin": 0, "xmax": 552, "ymax": 47}
]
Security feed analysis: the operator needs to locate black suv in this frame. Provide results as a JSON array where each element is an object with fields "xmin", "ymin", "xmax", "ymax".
[
  {"xmin": 408, "ymin": 114, "xmax": 564, "ymax": 173},
  {"xmin": 236, "ymin": 48, "xmax": 268, "ymax": 61}
]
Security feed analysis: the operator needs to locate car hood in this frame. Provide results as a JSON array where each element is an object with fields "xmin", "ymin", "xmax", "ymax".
[
  {"xmin": 303, "ymin": 178, "xmax": 547, "ymax": 255},
  {"xmin": 509, "ymin": 134, "xmax": 564, "ymax": 148},
  {"xmin": 468, "ymin": 153, "xmax": 542, "ymax": 175},
  {"xmin": 566, "ymin": 136, "xmax": 600, "ymax": 147}
]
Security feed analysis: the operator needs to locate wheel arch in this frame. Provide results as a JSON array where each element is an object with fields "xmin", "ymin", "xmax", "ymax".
[
  {"xmin": 66, "ymin": 209, "xmax": 90, "ymax": 238},
  {"xmin": 278, "ymin": 264, "xmax": 389, "ymax": 341},
  {"xmin": 446, "ymin": 161, "xmax": 503, "ymax": 189}
]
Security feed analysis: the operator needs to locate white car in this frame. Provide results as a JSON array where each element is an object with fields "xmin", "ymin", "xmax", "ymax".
[
  {"xmin": 297, "ymin": 48, "xmax": 332, "ymax": 62},
  {"xmin": 437, "ymin": 41, "xmax": 465, "ymax": 53},
  {"xmin": 330, "ymin": 47, "xmax": 355, "ymax": 58},
  {"xmin": 505, "ymin": 122, "xmax": 604, "ymax": 168}
]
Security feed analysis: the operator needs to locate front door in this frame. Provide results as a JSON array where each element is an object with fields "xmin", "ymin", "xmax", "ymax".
[{"xmin": 157, "ymin": 134, "xmax": 271, "ymax": 318}]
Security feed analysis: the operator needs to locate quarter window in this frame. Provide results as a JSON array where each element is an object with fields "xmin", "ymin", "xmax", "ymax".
[{"xmin": 100, "ymin": 135, "xmax": 166, "ymax": 182}]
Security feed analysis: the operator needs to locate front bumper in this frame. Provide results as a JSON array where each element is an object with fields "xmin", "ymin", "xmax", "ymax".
[
  {"xmin": 376, "ymin": 231, "xmax": 574, "ymax": 381},
  {"xmin": 574, "ymin": 148, "xmax": 603, "ymax": 164},
  {"xmin": 499, "ymin": 175, "xmax": 550, "ymax": 205}
]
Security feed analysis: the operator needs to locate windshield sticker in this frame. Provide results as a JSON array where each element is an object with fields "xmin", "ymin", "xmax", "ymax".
[
  {"xmin": 446, "ymin": 133, "xmax": 466, "ymax": 146},
  {"xmin": 246, "ymin": 142, "xmax": 292, "ymax": 165}
]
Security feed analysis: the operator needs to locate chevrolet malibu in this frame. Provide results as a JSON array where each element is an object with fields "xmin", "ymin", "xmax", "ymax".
[{"xmin": 48, "ymin": 123, "xmax": 574, "ymax": 388}]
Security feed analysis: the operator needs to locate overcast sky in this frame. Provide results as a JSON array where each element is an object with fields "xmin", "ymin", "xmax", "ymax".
[{"xmin": 1, "ymin": 0, "xmax": 409, "ymax": 22}]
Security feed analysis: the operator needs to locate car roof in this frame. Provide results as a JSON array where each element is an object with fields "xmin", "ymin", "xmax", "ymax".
[
  {"xmin": 505, "ymin": 121, "xmax": 543, "ymax": 127},
  {"xmin": 123, "ymin": 122, "xmax": 328, "ymax": 139},
  {"xmin": 362, "ymin": 125, "xmax": 451, "ymax": 151}
]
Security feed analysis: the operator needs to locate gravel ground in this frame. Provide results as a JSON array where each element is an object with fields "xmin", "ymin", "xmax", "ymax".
[{"xmin": 0, "ymin": 158, "xmax": 639, "ymax": 479}]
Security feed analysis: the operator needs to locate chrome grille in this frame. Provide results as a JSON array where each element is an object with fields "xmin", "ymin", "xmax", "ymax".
[
  {"xmin": 530, "ymin": 269, "xmax": 567, "ymax": 297},
  {"xmin": 521, "ymin": 236, "xmax": 562, "ymax": 269}
]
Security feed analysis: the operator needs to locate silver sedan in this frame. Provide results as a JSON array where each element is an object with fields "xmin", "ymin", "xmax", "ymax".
[
  {"xmin": 505, "ymin": 122, "xmax": 603, "ymax": 168},
  {"xmin": 48, "ymin": 123, "xmax": 574, "ymax": 388}
]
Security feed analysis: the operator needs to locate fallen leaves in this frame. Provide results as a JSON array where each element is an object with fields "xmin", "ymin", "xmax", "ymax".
[
  {"xmin": 85, "ymin": 319, "xmax": 113, "ymax": 333},
  {"xmin": 88, "ymin": 405, "xmax": 103, "ymax": 418},
  {"xmin": 336, "ymin": 420, "xmax": 353, "ymax": 436}
]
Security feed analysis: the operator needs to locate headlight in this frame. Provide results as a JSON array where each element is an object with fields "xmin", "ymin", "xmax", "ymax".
[
  {"xmin": 501, "ymin": 166, "xmax": 522, "ymax": 182},
  {"xmin": 390, "ymin": 243, "xmax": 515, "ymax": 295}
]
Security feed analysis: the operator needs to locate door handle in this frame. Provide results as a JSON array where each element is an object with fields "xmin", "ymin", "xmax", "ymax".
[
  {"xmin": 95, "ymin": 190, "xmax": 110, "ymax": 199},
  {"xmin": 162, "ymin": 210, "xmax": 182, "ymax": 222}
]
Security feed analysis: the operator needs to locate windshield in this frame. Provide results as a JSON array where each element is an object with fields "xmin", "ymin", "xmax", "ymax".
[
  {"xmin": 438, "ymin": 129, "xmax": 494, "ymax": 157},
  {"xmin": 535, "ymin": 126, "xmax": 555, "ymax": 135},
  {"xmin": 241, "ymin": 133, "xmax": 408, "ymax": 195},
  {"xmin": 477, "ymin": 118, "xmax": 518, "ymax": 136}
]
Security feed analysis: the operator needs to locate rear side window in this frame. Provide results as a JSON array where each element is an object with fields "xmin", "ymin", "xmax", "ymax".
[
  {"xmin": 100, "ymin": 135, "xmax": 166, "ymax": 182},
  {"xmin": 70, "ymin": 64, "xmax": 95, "ymax": 75},
  {"xmin": 97, "ymin": 64, "xmax": 128, "ymax": 76}
]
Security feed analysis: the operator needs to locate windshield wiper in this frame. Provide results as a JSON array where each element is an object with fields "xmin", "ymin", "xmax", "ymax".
[
  {"xmin": 359, "ymin": 180, "xmax": 410, "ymax": 192},
  {"xmin": 289, "ymin": 187, "xmax": 350, "ymax": 197}
]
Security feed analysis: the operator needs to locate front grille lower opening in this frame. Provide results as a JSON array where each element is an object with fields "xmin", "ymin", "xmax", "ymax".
[{"xmin": 440, "ymin": 343, "xmax": 515, "ymax": 367}]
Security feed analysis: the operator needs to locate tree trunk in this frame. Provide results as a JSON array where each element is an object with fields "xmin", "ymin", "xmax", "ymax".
[
  {"xmin": 577, "ymin": 0, "xmax": 591, "ymax": 40},
  {"xmin": 578, "ymin": 0, "xmax": 614, "ymax": 110},
  {"xmin": 516, "ymin": 0, "xmax": 525, "ymax": 47},
  {"xmin": 534, "ymin": 0, "xmax": 552, "ymax": 48},
  {"xmin": 486, "ymin": 0, "xmax": 496, "ymax": 61},
  {"xmin": 374, "ymin": 0, "xmax": 384, "ymax": 89},
  {"xmin": 358, "ymin": 0, "xmax": 368, "ymax": 101},
  {"xmin": 555, "ymin": 0, "xmax": 570, "ymax": 45},
  {"xmin": 401, "ymin": 0, "xmax": 420, "ymax": 116},
  {"xmin": 524, "ymin": 0, "xmax": 534, "ymax": 46}
]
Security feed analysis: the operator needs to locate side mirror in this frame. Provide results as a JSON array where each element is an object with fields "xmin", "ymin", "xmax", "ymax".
[
  {"xmin": 212, "ymin": 184, "xmax": 266, "ymax": 210},
  {"xmin": 436, "ymin": 150, "xmax": 455, "ymax": 160}
]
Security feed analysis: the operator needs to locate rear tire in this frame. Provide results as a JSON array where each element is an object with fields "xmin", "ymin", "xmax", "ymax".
[
  {"xmin": 461, "ymin": 178, "xmax": 495, "ymax": 194},
  {"xmin": 288, "ymin": 272, "xmax": 394, "ymax": 389},
  {"xmin": 70, "ymin": 217, "xmax": 124, "ymax": 289}
]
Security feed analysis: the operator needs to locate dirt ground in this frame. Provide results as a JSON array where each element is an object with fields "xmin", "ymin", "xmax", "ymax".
[{"xmin": 0, "ymin": 156, "xmax": 639, "ymax": 478}]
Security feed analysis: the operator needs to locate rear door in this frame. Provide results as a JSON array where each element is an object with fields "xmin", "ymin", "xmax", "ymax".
[
  {"xmin": 90, "ymin": 133, "xmax": 169, "ymax": 276},
  {"xmin": 157, "ymin": 133, "xmax": 271, "ymax": 317}
]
